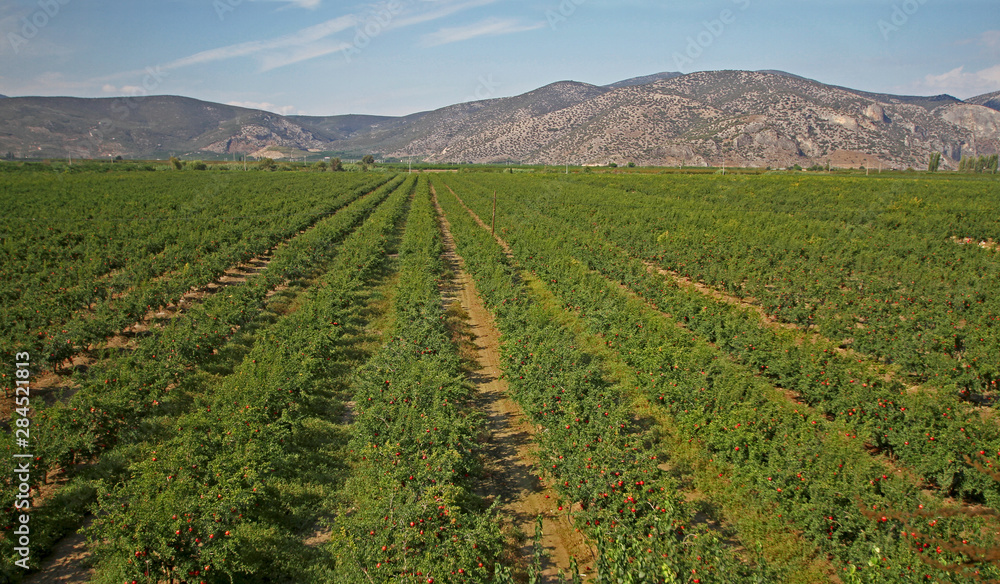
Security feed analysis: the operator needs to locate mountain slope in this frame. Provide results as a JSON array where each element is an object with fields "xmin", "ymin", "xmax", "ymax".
[
  {"xmin": 1, "ymin": 71, "xmax": 997, "ymax": 168},
  {"xmin": 406, "ymin": 71, "xmax": 999, "ymax": 169},
  {"xmin": 968, "ymin": 90, "xmax": 1000, "ymax": 112},
  {"xmin": 605, "ymin": 72, "xmax": 683, "ymax": 89},
  {"xmin": 304, "ymin": 81, "xmax": 610, "ymax": 159},
  {"xmin": 0, "ymin": 95, "xmax": 333, "ymax": 159}
]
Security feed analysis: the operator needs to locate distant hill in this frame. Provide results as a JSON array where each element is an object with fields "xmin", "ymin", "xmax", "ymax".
[
  {"xmin": 968, "ymin": 90, "xmax": 1000, "ymax": 112},
  {"xmin": 0, "ymin": 95, "xmax": 8, "ymax": 99},
  {"xmin": 379, "ymin": 70, "xmax": 998, "ymax": 169},
  {"xmin": 1, "ymin": 71, "xmax": 998, "ymax": 169},
  {"xmin": 605, "ymin": 72, "xmax": 683, "ymax": 89},
  {"xmin": 0, "ymin": 95, "xmax": 334, "ymax": 159}
]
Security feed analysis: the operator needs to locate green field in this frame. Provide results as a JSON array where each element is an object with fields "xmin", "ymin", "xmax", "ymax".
[{"xmin": 2, "ymin": 168, "xmax": 999, "ymax": 583}]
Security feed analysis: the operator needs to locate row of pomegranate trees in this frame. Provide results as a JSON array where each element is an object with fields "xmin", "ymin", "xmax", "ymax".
[
  {"xmin": 535, "ymin": 172, "xmax": 999, "ymax": 401},
  {"xmin": 322, "ymin": 177, "xmax": 512, "ymax": 582},
  {"xmin": 0, "ymin": 175, "xmax": 409, "ymax": 577},
  {"xmin": 0, "ymin": 172, "xmax": 393, "ymax": 375},
  {"xmin": 452, "ymin": 172, "xmax": 1000, "ymax": 511},
  {"xmin": 440, "ymin": 173, "xmax": 1000, "ymax": 582},
  {"xmin": 81, "ymin": 176, "xmax": 417, "ymax": 583},
  {"xmin": 435, "ymin": 180, "xmax": 779, "ymax": 583}
]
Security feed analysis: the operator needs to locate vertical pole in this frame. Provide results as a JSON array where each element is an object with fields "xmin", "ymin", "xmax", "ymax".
[{"xmin": 492, "ymin": 190, "xmax": 497, "ymax": 236}]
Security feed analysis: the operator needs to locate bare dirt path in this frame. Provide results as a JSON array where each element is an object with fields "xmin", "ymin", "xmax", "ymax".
[
  {"xmin": 432, "ymin": 185, "xmax": 595, "ymax": 582},
  {"xmin": 23, "ymin": 519, "xmax": 94, "ymax": 584}
]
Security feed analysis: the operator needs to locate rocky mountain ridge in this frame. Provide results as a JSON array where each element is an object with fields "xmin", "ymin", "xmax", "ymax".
[{"xmin": 1, "ymin": 70, "xmax": 998, "ymax": 169}]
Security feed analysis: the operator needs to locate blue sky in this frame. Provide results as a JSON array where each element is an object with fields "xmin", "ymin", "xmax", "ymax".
[{"xmin": 1, "ymin": 0, "xmax": 998, "ymax": 116}]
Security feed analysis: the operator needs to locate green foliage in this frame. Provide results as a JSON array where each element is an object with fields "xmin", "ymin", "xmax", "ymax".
[
  {"xmin": 928, "ymin": 152, "xmax": 942, "ymax": 173},
  {"xmin": 169, "ymin": 156, "xmax": 183, "ymax": 170},
  {"xmin": 435, "ymin": 175, "xmax": 778, "ymax": 583},
  {"xmin": 330, "ymin": 157, "xmax": 343, "ymax": 172},
  {"xmin": 959, "ymin": 155, "xmax": 998, "ymax": 174},
  {"xmin": 258, "ymin": 157, "xmax": 277, "ymax": 171},
  {"xmin": 433, "ymin": 171, "xmax": 1000, "ymax": 583},
  {"xmin": 0, "ymin": 174, "xmax": 406, "ymax": 575},
  {"xmin": 190, "ymin": 160, "xmax": 207, "ymax": 171}
]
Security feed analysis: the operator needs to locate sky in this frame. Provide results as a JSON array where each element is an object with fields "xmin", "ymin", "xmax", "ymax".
[{"xmin": 1, "ymin": 0, "xmax": 998, "ymax": 117}]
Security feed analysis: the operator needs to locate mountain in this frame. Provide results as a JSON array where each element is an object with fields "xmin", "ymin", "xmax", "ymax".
[
  {"xmin": 605, "ymin": 72, "xmax": 683, "ymax": 89},
  {"xmin": 372, "ymin": 70, "xmax": 998, "ymax": 169},
  {"xmin": 0, "ymin": 95, "xmax": 7, "ymax": 99},
  {"xmin": 968, "ymin": 91, "xmax": 1000, "ymax": 112},
  {"xmin": 294, "ymin": 81, "xmax": 612, "ymax": 161},
  {"xmin": 2, "ymin": 71, "xmax": 998, "ymax": 168},
  {"xmin": 0, "ymin": 95, "xmax": 334, "ymax": 159}
]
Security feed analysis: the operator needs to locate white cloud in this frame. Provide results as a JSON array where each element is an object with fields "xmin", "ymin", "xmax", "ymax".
[
  {"xmin": 386, "ymin": 0, "xmax": 499, "ymax": 31},
  {"xmin": 421, "ymin": 17, "xmax": 544, "ymax": 47},
  {"xmin": 980, "ymin": 30, "xmax": 1000, "ymax": 51},
  {"xmin": 251, "ymin": 0, "xmax": 323, "ymax": 9},
  {"xmin": 916, "ymin": 65, "xmax": 1000, "ymax": 99},
  {"xmin": 959, "ymin": 30, "xmax": 1000, "ymax": 51},
  {"xmin": 163, "ymin": 15, "xmax": 357, "ymax": 71},
  {"xmin": 226, "ymin": 100, "xmax": 303, "ymax": 115},
  {"xmin": 259, "ymin": 39, "xmax": 353, "ymax": 71}
]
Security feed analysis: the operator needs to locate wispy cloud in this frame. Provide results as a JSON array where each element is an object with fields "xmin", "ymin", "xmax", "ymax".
[
  {"xmin": 421, "ymin": 16, "xmax": 544, "ymax": 47},
  {"xmin": 914, "ymin": 65, "xmax": 1000, "ymax": 98},
  {"xmin": 163, "ymin": 15, "xmax": 356, "ymax": 71},
  {"xmin": 958, "ymin": 30, "xmax": 1000, "ymax": 51},
  {"xmin": 226, "ymin": 100, "xmax": 303, "ymax": 115},
  {"xmin": 387, "ymin": 0, "xmax": 499, "ymax": 31},
  {"xmin": 250, "ymin": 0, "xmax": 323, "ymax": 9}
]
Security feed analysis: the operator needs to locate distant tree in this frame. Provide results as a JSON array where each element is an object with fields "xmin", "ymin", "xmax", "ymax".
[
  {"xmin": 314, "ymin": 161, "xmax": 328, "ymax": 171},
  {"xmin": 169, "ymin": 156, "xmax": 183, "ymax": 170},
  {"xmin": 330, "ymin": 157, "xmax": 344, "ymax": 172},
  {"xmin": 114, "ymin": 155, "xmax": 124, "ymax": 162},
  {"xmin": 362, "ymin": 155, "xmax": 375, "ymax": 170},
  {"xmin": 608, "ymin": 162, "xmax": 618, "ymax": 168},
  {"xmin": 928, "ymin": 151, "xmax": 941, "ymax": 173},
  {"xmin": 975, "ymin": 155, "xmax": 986, "ymax": 174},
  {"xmin": 988, "ymin": 154, "xmax": 999, "ymax": 174},
  {"xmin": 258, "ymin": 157, "xmax": 277, "ymax": 171},
  {"xmin": 627, "ymin": 161, "xmax": 637, "ymax": 168},
  {"xmin": 191, "ymin": 161, "xmax": 207, "ymax": 171}
]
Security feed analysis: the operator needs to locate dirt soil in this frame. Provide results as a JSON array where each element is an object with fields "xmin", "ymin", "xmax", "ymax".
[
  {"xmin": 23, "ymin": 518, "xmax": 94, "ymax": 584},
  {"xmin": 433, "ymin": 185, "xmax": 595, "ymax": 582}
]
